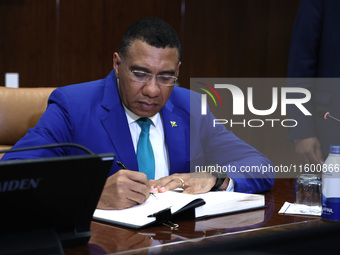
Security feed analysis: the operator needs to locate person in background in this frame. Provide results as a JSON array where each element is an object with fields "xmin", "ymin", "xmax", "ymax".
[{"xmin": 287, "ymin": 0, "xmax": 340, "ymax": 164}]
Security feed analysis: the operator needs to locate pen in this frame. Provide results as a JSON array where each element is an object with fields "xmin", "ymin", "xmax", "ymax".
[
  {"xmin": 117, "ymin": 161, "xmax": 128, "ymax": 169},
  {"xmin": 116, "ymin": 161, "xmax": 157, "ymax": 199}
]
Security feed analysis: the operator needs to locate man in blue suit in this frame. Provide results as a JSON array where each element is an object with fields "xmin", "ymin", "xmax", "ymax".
[
  {"xmin": 1, "ymin": 18, "xmax": 274, "ymax": 209},
  {"xmin": 287, "ymin": 0, "xmax": 340, "ymax": 164}
]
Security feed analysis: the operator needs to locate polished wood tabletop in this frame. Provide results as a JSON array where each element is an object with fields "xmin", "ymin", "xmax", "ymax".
[{"xmin": 64, "ymin": 178, "xmax": 326, "ymax": 255}]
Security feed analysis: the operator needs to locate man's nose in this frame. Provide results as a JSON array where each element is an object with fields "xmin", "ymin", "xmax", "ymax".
[{"xmin": 143, "ymin": 76, "xmax": 160, "ymax": 97}]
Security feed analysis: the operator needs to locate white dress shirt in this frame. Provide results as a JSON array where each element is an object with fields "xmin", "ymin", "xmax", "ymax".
[
  {"xmin": 123, "ymin": 105, "xmax": 234, "ymax": 191},
  {"xmin": 123, "ymin": 106, "xmax": 169, "ymax": 180}
]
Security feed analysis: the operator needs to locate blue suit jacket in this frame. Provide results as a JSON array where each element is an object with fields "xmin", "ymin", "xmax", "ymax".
[
  {"xmin": 1, "ymin": 70, "xmax": 274, "ymax": 193},
  {"xmin": 287, "ymin": 0, "xmax": 340, "ymax": 157}
]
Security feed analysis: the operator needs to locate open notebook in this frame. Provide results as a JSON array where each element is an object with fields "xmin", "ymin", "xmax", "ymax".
[{"xmin": 93, "ymin": 191, "xmax": 265, "ymax": 229}]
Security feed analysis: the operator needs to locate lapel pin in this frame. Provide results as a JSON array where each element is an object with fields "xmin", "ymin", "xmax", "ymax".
[{"xmin": 170, "ymin": 121, "xmax": 177, "ymax": 127}]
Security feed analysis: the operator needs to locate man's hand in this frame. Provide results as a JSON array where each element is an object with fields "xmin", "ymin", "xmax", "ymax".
[
  {"xmin": 150, "ymin": 172, "xmax": 229, "ymax": 194},
  {"xmin": 97, "ymin": 170, "xmax": 150, "ymax": 210},
  {"xmin": 295, "ymin": 137, "xmax": 324, "ymax": 164}
]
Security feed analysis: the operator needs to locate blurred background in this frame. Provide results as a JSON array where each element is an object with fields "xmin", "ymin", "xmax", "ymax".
[{"xmin": 0, "ymin": 0, "xmax": 302, "ymax": 167}]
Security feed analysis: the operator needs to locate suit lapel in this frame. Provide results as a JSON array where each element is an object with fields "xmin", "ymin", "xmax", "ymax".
[
  {"xmin": 161, "ymin": 100, "xmax": 188, "ymax": 174},
  {"xmin": 100, "ymin": 72, "xmax": 138, "ymax": 171}
]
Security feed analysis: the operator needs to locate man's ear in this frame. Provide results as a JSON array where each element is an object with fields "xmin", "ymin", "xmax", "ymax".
[
  {"xmin": 113, "ymin": 52, "xmax": 121, "ymax": 78},
  {"xmin": 176, "ymin": 61, "xmax": 182, "ymax": 77}
]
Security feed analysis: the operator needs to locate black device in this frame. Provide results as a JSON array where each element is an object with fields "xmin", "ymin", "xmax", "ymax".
[{"xmin": 0, "ymin": 144, "xmax": 114, "ymax": 255}]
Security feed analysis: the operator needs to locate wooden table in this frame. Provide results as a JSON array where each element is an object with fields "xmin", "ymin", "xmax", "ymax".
[{"xmin": 64, "ymin": 178, "xmax": 329, "ymax": 255}]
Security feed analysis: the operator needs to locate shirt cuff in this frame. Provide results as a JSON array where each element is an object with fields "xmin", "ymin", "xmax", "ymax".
[{"xmin": 225, "ymin": 177, "xmax": 235, "ymax": 192}]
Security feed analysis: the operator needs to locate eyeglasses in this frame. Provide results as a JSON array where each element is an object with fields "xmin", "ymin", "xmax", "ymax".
[{"xmin": 120, "ymin": 58, "xmax": 178, "ymax": 86}]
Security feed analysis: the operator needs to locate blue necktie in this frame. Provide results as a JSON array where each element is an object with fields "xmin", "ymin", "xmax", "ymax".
[{"xmin": 136, "ymin": 118, "xmax": 155, "ymax": 180}]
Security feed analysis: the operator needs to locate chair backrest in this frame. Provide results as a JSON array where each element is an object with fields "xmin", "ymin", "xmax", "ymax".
[{"xmin": 0, "ymin": 87, "xmax": 55, "ymax": 157}]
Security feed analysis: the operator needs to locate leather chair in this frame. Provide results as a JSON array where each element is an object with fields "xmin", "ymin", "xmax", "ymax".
[{"xmin": 0, "ymin": 87, "xmax": 55, "ymax": 159}]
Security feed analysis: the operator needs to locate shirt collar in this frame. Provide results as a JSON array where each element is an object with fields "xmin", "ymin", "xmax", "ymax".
[{"xmin": 123, "ymin": 104, "xmax": 159, "ymax": 127}]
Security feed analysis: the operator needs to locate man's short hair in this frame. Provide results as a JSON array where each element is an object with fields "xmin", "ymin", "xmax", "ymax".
[{"xmin": 118, "ymin": 17, "xmax": 182, "ymax": 61}]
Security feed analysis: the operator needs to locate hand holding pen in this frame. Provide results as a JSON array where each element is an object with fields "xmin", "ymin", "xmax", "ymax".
[
  {"xmin": 97, "ymin": 161, "xmax": 152, "ymax": 210},
  {"xmin": 117, "ymin": 161, "xmax": 157, "ymax": 199}
]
